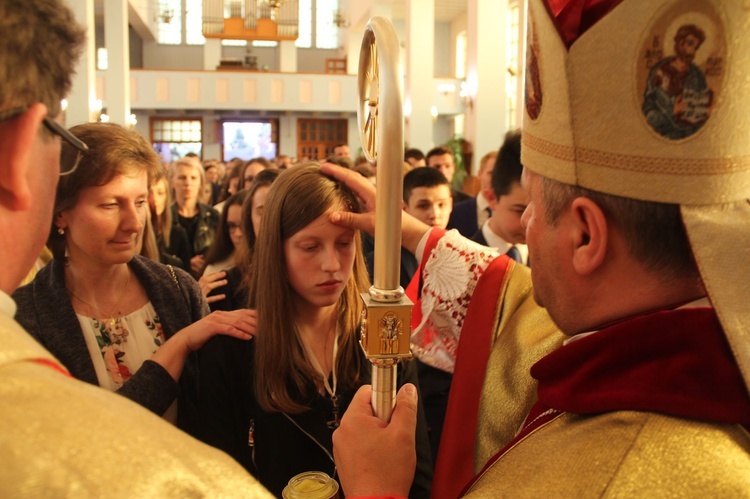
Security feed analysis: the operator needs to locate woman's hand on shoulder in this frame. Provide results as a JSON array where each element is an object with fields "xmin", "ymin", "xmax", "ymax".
[
  {"xmin": 179, "ymin": 308, "xmax": 258, "ymax": 352},
  {"xmin": 198, "ymin": 270, "xmax": 228, "ymax": 303}
]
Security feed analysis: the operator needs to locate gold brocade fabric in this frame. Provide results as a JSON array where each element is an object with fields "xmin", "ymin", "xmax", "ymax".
[
  {"xmin": 465, "ymin": 412, "xmax": 750, "ymax": 498},
  {"xmin": 475, "ymin": 263, "xmax": 565, "ymax": 471},
  {"xmin": 0, "ymin": 312, "xmax": 272, "ymax": 498}
]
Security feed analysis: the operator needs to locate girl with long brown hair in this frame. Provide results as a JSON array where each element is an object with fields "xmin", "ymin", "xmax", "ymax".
[{"xmin": 197, "ymin": 164, "xmax": 432, "ymax": 497}]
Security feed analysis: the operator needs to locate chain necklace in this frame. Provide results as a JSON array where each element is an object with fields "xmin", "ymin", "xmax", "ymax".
[{"xmin": 66, "ymin": 268, "xmax": 131, "ymax": 328}]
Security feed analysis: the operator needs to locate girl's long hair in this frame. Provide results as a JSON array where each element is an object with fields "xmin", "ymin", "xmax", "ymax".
[
  {"xmin": 150, "ymin": 176, "xmax": 173, "ymax": 245},
  {"xmin": 205, "ymin": 190, "xmax": 249, "ymax": 266},
  {"xmin": 247, "ymin": 163, "xmax": 370, "ymax": 413},
  {"xmin": 236, "ymin": 168, "xmax": 281, "ymax": 284}
]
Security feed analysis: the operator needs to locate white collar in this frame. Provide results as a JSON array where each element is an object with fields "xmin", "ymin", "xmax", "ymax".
[{"xmin": 476, "ymin": 192, "xmax": 490, "ymax": 212}]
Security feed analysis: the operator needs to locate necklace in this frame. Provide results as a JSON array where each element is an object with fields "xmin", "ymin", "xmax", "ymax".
[
  {"xmin": 301, "ymin": 328, "xmax": 341, "ymax": 429},
  {"xmin": 66, "ymin": 268, "xmax": 131, "ymax": 328}
]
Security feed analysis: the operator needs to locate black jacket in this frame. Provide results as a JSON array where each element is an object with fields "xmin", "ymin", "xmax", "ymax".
[
  {"xmin": 196, "ymin": 336, "xmax": 433, "ymax": 498},
  {"xmin": 171, "ymin": 203, "xmax": 219, "ymax": 258},
  {"xmin": 13, "ymin": 256, "xmax": 208, "ymax": 433}
]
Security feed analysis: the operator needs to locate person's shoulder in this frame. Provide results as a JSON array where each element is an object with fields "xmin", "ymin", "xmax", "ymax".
[
  {"xmin": 202, "ymin": 333, "xmax": 256, "ymax": 365},
  {"xmin": 0, "ymin": 357, "xmax": 269, "ymax": 496},
  {"xmin": 597, "ymin": 411, "xmax": 750, "ymax": 493},
  {"xmin": 452, "ymin": 190, "xmax": 472, "ymax": 204},
  {"xmin": 131, "ymin": 255, "xmax": 195, "ymax": 292}
]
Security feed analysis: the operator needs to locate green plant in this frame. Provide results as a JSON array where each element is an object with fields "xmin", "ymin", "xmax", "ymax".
[{"xmin": 444, "ymin": 135, "xmax": 467, "ymax": 191}]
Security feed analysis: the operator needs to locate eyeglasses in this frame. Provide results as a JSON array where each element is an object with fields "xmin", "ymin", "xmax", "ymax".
[
  {"xmin": 227, "ymin": 222, "xmax": 243, "ymax": 233},
  {"xmin": 0, "ymin": 107, "xmax": 89, "ymax": 176}
]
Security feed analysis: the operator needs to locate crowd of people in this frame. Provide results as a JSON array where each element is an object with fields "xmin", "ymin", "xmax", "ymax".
[{"xmin": 2, "ymin": 0, "xmax": 749, "ymax": 497}]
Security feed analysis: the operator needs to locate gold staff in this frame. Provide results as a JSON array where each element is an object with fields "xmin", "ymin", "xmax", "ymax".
[{"xmin": 357, "ymin": 17, "xmax": 413, "ymax": 422}]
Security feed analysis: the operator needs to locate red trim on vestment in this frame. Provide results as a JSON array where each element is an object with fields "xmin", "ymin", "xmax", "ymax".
[
  {"xmin": 407, "ymin": 228, "xmax": 446, "ymax": 331},
  {"xmin": 432, "ymin": 255, "xmax": 513, "ymax": 499},
  {"xmin": 31, "ymin": 358, "xmax": 71, "ymax": 377}
]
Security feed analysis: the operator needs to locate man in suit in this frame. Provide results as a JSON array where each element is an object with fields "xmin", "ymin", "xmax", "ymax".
[
  {"xmin": 471, "ymin": 130, "xmax": 529, "ymax": 265},
  {"xmin": 426, "ymin": 146, "xmax": 471, "ymax": 204},
  {"xmin": 448, "ymin": 150, "xmax": 497, "ymax": 237}
]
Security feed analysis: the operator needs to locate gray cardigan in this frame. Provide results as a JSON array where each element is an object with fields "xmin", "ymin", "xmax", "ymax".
[{"xmin": 13, "ymin": 255, "xmax": 208, "ymax": 431}]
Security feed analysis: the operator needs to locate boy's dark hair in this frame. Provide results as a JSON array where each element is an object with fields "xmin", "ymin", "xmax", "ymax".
[
  {"xmin": 492, "ymin": 130, "xmax": 523, "ymax": 197},
  {"xmin": 404, "ymin": 148, "xmax": 425, "ymax": 162},
  {"xmin": 403, "ymin": 167, "xmax": 450, "ymax": 203}
]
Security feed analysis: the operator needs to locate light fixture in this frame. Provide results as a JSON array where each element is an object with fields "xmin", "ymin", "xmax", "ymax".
[
  {"xmin": 157, "ymin": 2, "xmax": 174, "ymax": 24},
  {"xmin": 127, "ymin": 114, "xmax": 138, "ymax": 127},
  {"xmin": 99, "ymin": 110, "xmax": 110, "ymax": 123},
  {"xmin": 431, "ymin": 105, "xmax": 439, "ymax": 121},
  {"xmin": 61, "ymin": 99, "xmax": 68, "ymax": 111},
  {"xmin": 333, "ymin": 10, "xmax": 350, "ymax": 28}
]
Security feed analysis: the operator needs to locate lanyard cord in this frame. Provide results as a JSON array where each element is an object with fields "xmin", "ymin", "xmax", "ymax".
[{"xmin": 301, "ymin": 329, "xmax": 340, "ymax": 400}]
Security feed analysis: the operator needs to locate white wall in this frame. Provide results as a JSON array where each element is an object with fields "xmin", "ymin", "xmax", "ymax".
[
  {"xmin": 142, "ymin": 42, "xmax": 204, "ymax": 69},
  {"xmin": 434, "ymin": 22, "xmax": 452, "ymax": 77}
]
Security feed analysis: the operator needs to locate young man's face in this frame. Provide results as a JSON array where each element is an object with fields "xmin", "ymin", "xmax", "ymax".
[
  {"xmin": 404, "ymin": 185, "xmax": 453, "ymax": 229},
  {"xmin": 488, "ymin": 182, "xmax": 528, "ymax": 245},
  {"xmin": 428, "ymin": 153, "xmax": 455, "ymax": 184}
]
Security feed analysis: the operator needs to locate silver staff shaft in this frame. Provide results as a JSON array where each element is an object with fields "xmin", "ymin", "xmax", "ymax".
[
  {"xmin": 356, "ymin": 17, "xmax": 412, "ymax": 423},
  {"xmin": 371, "ymin": 363, "xmax": 398, "ymax": 421}
]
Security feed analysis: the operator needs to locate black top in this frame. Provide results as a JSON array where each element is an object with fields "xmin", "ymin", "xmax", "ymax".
[
  {"xmin": 171, "ymin": 203, "xmax": 219, "ymax": 259},
  {"xmin": 196, "ymin": 337, "xmax": 433, "ymax": 498},
  {"xmin": 176, "ymin": 213, "xmax": 199, "ymax": 251},
  {"xmin": 208, "ymin": 266, "xmax": 248, "ymax": 312},
  {"xmin": 157, "ymin": 223, "xmax": 191, "ymax": 270}
]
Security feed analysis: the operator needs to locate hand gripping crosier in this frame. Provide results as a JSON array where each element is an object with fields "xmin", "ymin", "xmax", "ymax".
[{"xmin": 357, "ymin": 17, "xmax": 413, "ymax": 422}]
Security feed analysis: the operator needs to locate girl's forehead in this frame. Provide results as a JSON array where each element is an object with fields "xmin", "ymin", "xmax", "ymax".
[{"xmin": 292, "ymin": 207, "xmax": 353, "ymax": 238}]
